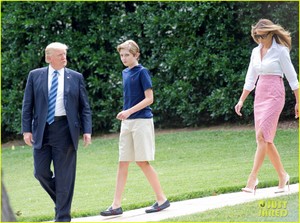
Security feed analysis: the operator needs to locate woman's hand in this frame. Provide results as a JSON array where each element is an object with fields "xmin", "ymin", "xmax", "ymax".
[
  {"xmin": 235, "ymin": 100, "xmax": 244, "ymax": 116},
  {"xmin": 295, "ymin": 103, "xmax": 299, "ymax": 119}
]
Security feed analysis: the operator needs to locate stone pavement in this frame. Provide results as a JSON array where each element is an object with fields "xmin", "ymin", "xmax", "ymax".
[{"xmin": 72, "ymin": 183, "xmax": 298, "ymax": 222}]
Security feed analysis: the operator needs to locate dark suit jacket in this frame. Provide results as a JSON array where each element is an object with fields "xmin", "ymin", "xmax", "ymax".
[{"xmin": 22, "ymin": 67, "xmax": 92, "ymax": 150}]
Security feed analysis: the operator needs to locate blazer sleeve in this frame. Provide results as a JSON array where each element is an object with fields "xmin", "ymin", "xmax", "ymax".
[
  {"xmin": 78, "ymin": 75, "xmax": 92, "ymax": 134},
  {"xmin": 22, "ymin": 72, "xmax": 34, "ymax": 133}
]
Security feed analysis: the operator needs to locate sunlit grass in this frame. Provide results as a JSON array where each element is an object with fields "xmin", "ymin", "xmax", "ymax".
[
  {"xmin": 1, "ymin": 128, "xmax": 298, "ymax": 221},
  {"xmin": 163, "ymin": 193, "xmax": 298, "ymax": 222}
]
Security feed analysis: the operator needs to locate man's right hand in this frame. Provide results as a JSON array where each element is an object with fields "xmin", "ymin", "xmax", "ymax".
[{"xmin": 23, "ymin": 132, "xmax": 33, "ymax": 146}]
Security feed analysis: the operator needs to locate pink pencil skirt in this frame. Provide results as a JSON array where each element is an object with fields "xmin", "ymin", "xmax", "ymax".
[{"xmin": 254, "ymin": 75, "xmax": 285, "ymax": 143}]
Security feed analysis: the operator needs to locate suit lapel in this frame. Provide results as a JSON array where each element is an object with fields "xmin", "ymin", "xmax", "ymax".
[
  {"xmin": 42, "ymin": 67, "xmax": 49, "ymax": 103},
  {"xmin": 64, "ymin": 68, "xmax": 71, "ymax": 107}
]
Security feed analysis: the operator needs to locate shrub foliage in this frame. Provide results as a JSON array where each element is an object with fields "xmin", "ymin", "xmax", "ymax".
[{"xmin": 1, "ymin": 1, "xmax": 298, "ymax": 140}]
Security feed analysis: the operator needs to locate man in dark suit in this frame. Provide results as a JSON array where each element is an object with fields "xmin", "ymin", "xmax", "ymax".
[{"xmin": 22, "ymin": 42, "xmax": 92, "ymax": 222}]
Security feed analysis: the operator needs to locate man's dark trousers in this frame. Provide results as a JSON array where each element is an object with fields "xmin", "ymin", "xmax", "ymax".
[{"xmin": 33, "ymin": 118, "xmax": 76, "ymax": 222}]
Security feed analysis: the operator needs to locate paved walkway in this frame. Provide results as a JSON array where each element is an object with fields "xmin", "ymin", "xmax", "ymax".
[{"xmin": 72, "ymin": 184, "xmax": 298, "ymax": 222}]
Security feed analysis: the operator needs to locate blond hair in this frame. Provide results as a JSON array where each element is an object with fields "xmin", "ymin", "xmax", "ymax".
[
  {"xmin": 45, "ymin": 42, "xmax": 68, "ymax": 63},
  {"xmin": 251, "ymin": 19, "xmax": 292, "ymax": 50},
  {"xmin": 117, "ymin": 40, "xmax": 140, "ymax": 59}
]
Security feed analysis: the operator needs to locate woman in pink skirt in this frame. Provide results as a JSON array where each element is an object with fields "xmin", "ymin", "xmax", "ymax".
[{"xmin": 235, "ymin": 19, "xmax": 299, "ymax": 194}]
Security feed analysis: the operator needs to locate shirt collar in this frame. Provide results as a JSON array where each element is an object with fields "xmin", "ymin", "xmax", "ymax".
[
  {"xmin": 48, "ymin": 65, "xmax": 64, "ymax": 76},
  {"xmin": 258, "ymin": 38, "xmax": 278, "ymax": 50},
  {"xmin": 270, "ymin": 38, "xmax": 279, "ymax": 50},
  {"xmin": 49, "ymin": 65, "xmax": 64, "ymax": 76}
]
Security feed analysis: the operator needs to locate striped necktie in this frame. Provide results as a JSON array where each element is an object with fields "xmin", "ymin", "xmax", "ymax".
[{"xmin": 46, "ymin": 71, "xmax": 59, "ymax": 124}]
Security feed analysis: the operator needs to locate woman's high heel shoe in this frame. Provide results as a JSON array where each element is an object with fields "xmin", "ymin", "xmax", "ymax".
[
  {"xmin": 274, "ymin": 173, "xmax": 290, "ymax": 193},
  {"xmin": 242, "ymin": 179, "xmax": 259, "ymax": 195}
]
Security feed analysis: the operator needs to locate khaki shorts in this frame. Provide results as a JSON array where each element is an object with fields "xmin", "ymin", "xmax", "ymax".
[{"xmin": 119, "ymin": 118, "xmax": 155, "ymax": 161}]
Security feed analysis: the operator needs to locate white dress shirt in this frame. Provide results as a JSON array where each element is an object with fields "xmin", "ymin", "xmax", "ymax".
[
  {"xmin": 244, "ymin": 38, "xmax": 299, "ymax": 91},
  {"xmin": 48, "ymin": 66, "xmax": 66, "ymax": 116}
]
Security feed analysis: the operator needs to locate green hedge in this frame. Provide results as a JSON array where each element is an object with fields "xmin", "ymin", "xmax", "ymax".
[{"xmin": 1, "ymin": 1, "xmax": 298, "ymax": 140}]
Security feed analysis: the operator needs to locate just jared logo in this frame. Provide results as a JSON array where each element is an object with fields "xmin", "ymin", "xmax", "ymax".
[{"xmin": 258, "ymin": 199, "xmax": 288, "ymax": 217}]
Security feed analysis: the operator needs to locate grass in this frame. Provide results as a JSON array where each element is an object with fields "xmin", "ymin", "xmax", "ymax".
[
  {"xmin": 162, "ymin": 193, "xmax": 298, "ymax": 222},
  {"xmin": 1, "ymin": 127, "xmax": 298, "ymax": 222}
]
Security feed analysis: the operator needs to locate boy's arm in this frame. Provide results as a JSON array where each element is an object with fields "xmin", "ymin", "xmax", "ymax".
[{"xmin": 116, "ymin": 88, "xmax": 153, "ymax": 120}]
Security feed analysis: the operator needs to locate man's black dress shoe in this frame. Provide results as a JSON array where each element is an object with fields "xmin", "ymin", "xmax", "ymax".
[
  {"xmin": 100, "ymin": 206, "xmax": 123, "ymax": 216},
  {"xmin": 145, "ymin": 200, "xmax": 170, "ymax": 213}
]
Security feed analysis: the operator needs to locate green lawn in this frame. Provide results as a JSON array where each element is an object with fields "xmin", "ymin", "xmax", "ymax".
[
  {"xmin": 163, "ymin": 193, "xmax": 298, "ymax": 222},
  {"xmin": 1, "ymin": 127, "xmax": 298, "ymax": 222}
]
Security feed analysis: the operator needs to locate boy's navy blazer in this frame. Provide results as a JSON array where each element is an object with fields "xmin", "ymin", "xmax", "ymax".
[{"xmin": 22, "ymin": 66, "xmax": 92, "ymax": 150}]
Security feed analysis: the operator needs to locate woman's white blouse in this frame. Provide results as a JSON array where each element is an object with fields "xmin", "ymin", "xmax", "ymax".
[{"xmin": 244, "ymin": 38, "xmax": 299, "ymax": 91}]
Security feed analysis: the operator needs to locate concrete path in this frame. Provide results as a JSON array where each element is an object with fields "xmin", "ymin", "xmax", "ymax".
[{"xmin": 72, "ymin": 183, "xmax": 298, "ymax": 222}]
